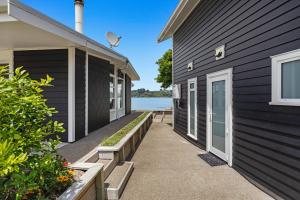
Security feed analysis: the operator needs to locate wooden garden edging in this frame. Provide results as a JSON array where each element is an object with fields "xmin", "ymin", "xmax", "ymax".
[{"xmin": 58, "ymin": 163, "xmax": 105, "ymax": 200}]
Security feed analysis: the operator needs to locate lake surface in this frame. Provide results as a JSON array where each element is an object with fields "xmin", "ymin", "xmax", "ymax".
[{"xmin": 132, "ymin": 97, "xmax": 172, "ymax": 111}]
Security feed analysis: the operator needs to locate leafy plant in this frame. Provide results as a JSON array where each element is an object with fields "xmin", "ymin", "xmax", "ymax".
[
  {"xmin": 0, "ymin": 140, "xmax": 27, "ymax": 176},
  {"xmin": 155, "ymin": 49, "xmax": 172, "ymax": 89},
  {"xmin": 0, "ymin": 66, "xmax": 73, "ymax": 200},
  {"xmin": 101, "ymin": 112, "xmax": 149, "ymax": 146}
]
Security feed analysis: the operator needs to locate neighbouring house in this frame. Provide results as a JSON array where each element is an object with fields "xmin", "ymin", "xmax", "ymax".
[
  {"xmin": 0, "ymin": 0, "xmax": 139, "ymax": 142},
  {"xmin": 158, "ymin": 0, "xmax": 300, "ymax": 199}
]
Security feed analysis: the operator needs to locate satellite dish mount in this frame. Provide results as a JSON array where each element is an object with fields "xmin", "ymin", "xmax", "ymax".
[{"xmin": 106, "ymin": 32, "xmax": 122, "ymax": 48}]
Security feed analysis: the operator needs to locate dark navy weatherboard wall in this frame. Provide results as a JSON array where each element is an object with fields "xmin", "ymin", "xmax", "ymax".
[
  {"xmin": 88, "ymin": 55, "xmax": 111, "ymax": 133},
  {"xmin": 173, "ymin": 0, "xmax": 300, "ymax": 199},
  {"xmin": 75, "ymin": 49, "xmax": 86, "ymax": 140},
  {"xmin": 14, "ymin": 49, "xmax": 69, "ymax": 142}
]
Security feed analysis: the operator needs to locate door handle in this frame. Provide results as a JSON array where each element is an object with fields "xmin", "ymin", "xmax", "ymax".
[{"xmin": 226, "ymin": 128, "xmax": 229, "ymax": 136}]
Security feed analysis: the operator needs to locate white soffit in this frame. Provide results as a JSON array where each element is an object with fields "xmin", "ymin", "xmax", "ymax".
[
  {"xmin": 158, "ymin": 0, "xmax": 201, "ymax": 43},
  {"xmin": 7, "ymin": 0, "xmax": 123, "ymax": 60}
]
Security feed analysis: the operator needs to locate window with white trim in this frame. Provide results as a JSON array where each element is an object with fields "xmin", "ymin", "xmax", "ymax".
[
  {"xmin": 117, "ymin": 77, "xmax": 124, "ymax": 109},
  {"xmin": 270, "ymin": 49, "xmax": 300, "ymax": 106},
  {"xmin": 110, "ymin": 74, "xmax": 116, "ymax": 110}
]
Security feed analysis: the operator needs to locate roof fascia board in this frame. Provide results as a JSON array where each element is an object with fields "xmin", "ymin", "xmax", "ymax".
[
  {"xmin": 8, "ymin": 0, "xmax": 86, "ymax": 46},
  {"xmin": 7, "ymin": 0, "xmax": 127, "ymax": 62},
  {"xmin": 5, "ymin": 0, "xmax": 139, "ymax": 80},
  {"xmin": 86, "ymin": 41, "xmax": 126, "ymax": 63},
  {"xmin": 127, "ymin": 62, "xmax": 140, "ymax": 80},
  {"xmin": 158, "ymin": 0, "xmax": 189, "ymax": 42},
  {"xmin": 158, "ymin": 0, "xmax": 201, "ymax": 42},
  {"xmin": 0, "ymin": 14, "xmax": 16, "ymax": 21}
]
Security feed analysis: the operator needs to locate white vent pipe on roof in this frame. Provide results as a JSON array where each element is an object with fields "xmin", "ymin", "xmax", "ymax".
[{"xmin": 75, "ymin": 0, "xmax": 84, "ymax": 33}]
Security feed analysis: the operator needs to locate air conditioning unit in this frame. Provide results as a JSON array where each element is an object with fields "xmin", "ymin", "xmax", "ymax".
[{"xmin": 173, "ymin": 84, "xmax": 181, "ymax": 99}]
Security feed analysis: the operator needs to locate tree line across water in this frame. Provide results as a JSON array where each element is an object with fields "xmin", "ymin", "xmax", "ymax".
[{"xmin": 132, "ymin": 88, "xmax": 172, "ymax": 98}]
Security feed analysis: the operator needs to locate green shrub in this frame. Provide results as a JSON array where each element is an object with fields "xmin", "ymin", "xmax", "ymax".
[
  {"xmin": 0, "ymin": 66, "xmax": 74, "ymax": 200},
  {"xmin": 101, "ymin": 112, "xmax": 150, "ymax": 146}
]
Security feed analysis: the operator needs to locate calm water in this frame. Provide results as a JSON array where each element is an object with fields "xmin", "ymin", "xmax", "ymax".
[{"xmin": 132, "ymin": 97, "xmax": 172, "ymax": 111}]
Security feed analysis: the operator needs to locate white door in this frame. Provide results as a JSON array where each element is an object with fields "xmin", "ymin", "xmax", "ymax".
[
  {"xmin": 188, "ymin": 78, "xmax": 197, "ymax": 140},
  {"xmin": 207, "ymin": 69, "xmax": 232, "ymax": 166}
]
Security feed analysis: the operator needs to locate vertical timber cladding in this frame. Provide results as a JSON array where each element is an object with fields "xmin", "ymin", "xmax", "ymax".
[
  {"xmin": 14, "ymin": 49, "xmax": 69, "ymax": 142},
  {"xmin": 125, "ymin": 74, "xmax": 132, "ymax": 115},
  {"xmin": 75, "ymin": 49, "xmax": 86, "ymax": 140},
  {"xmin": 88, "ymin": 55, "xmax": 111, "ymax": 133},
  {"xmin": 173, "ymin": 0, "xmax": 300, "ymax": 199}
]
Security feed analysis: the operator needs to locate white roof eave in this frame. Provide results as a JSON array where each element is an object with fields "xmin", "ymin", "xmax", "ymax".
[
  {"xmin": 4, "ymin": 0, "xmax": 140, "ymax": 80},
  {"xmin": 158, "ymin": 0, "xmax": 202, "ymax": 43},
  {"xmin": 127, "ymin": 61, "xmax": 140, "ymax": 81}
]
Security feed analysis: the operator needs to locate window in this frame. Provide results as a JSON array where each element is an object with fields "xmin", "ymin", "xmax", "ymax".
[
  {"xmin": 117, "ymin": 77, "xmax": 124, "ymax": 109},
  {"xmin": 187, "ymin": 78, "xmax": 197, "ymax": 140},
  {"xmin": 110, "ymin": 75, "xmax": 115, "ymax": 110},
  {"xmin": 270, "ymin": 49, "xmax": 300, "ymax": 106}
]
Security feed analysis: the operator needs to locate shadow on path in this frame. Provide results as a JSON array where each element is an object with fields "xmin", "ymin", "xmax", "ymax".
[
  {"xmin": 58, "ymin": 112, "xmax": 142, "ymax": 163},
  {"xmin": 120, "ymin": 120, "xmax": 273, "ymax": 200}
]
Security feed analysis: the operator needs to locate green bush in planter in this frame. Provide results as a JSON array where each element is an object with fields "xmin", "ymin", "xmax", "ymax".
[{"xmin": 0, "ymin": 66, "xmax": 74, "ymax": 200}]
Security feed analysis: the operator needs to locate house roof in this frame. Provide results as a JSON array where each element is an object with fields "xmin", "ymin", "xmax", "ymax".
[
  {"xmin": 158, "ymin": 0, "xmax": 201, "ymax": 43},
  {"xmin": 0, "ymin": 0, "xmax": 139, "ymax": 80}
]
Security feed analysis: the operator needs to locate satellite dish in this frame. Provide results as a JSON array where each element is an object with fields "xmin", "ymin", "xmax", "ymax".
[{"xmin": 106, "ymin": 32, "xmax": 122, "ymax": 48}]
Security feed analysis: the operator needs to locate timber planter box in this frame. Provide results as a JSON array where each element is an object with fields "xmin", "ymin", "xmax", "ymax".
[
  {"xmin": 58, "ymin": 163, "xmax": 105, "ymax": 200},
  {"xmin": 97, "ymin": 112, "xmax": 153, "ymax": 162}
]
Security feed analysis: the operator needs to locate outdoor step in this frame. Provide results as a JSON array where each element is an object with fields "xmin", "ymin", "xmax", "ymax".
[
  {"xmin": 162, "ymin": 114, "xmax": 172, "ymax": 124},
  {"xmin": 104, "ymin": 161, "xmax": 134, "ymax": 200},
  {"xmin": 153, "ymin": 114, "xmax": 163, "ymax": 122},
  {"xmin": 97, "ymin": 158, "xmax": 117, "ymax": 180}
]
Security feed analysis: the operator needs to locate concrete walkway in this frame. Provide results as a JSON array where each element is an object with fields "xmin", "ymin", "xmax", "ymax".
[
  {"xmin": 121, "ymin": 121, "xmax": 273, "ymax": 200},
  {"xmin": 58, "ymin": 112, "xmax": 141, "ymax": 163}
]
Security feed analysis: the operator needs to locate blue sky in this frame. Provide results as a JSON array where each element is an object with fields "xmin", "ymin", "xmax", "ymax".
[{"xmin": 20, "ymin": 0, "xmax": 178, "ymax": 90}]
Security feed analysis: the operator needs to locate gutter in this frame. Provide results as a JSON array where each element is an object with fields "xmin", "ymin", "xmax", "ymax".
[
  {"xmin": 158, "ymin": 0, "xmax": 189, "ymax": 43},
  {"xmin": 6, "ymin": 0, "xmax": 139, "ymax": 80},
  {"xmin": 127, "ymin": 61, "xmax": 140, "ymax": 81},
  {"xmin": 8, "ymin": 0, "xmax": 127, "ymax": 62},
  {"xmin": 157, "ymin": 0, "xmax": 201, "ymax": 43}
]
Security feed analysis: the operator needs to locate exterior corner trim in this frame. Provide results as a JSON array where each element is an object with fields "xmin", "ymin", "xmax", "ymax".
[{"xmin": 68, "ymin": 47, "xmax": 76, "ymax": 142}]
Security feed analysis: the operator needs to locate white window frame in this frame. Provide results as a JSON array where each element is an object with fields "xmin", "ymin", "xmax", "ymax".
[
  {"xmin": 117, "ymin": 74, "xmax": 125, "ymax": 110},
  {"xmin": 110, "ymin": 74, "xmax": 116, "ymax": 111},
  {"xmin": 206, "ymin": 68, "xmax": 233, "ymax": 167},
  {"xmin": 117, "ymin": 73, "xmax": 125, "ymax": 115},
  {"xmin": 110, "ymin": 66, "xmax": 118, "ymax": 121},
  {"xmin": 270, "ymin": 48, "xmax": 300, "ymax": 106},
  {"xmin": 187, "ymin": 77, "xmax": 198, "ymax": 141}
]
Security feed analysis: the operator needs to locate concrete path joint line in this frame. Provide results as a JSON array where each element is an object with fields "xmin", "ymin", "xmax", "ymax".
[{"xmin": 120, "ymin": 118, "xmax": 273, "ymax": 200}]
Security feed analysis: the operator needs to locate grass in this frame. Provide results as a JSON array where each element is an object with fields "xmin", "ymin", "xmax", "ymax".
[{"xmin": 100, "ymin": 112, "xmax": 150, "ymax": 146}]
